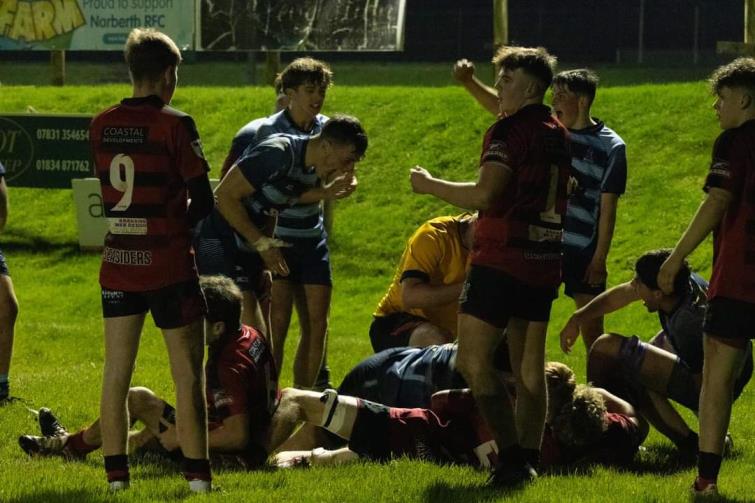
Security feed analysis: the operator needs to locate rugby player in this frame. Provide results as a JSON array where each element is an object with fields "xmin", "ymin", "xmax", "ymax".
[
  {"xmin": 89, "ymin": 28, "xmax": 214, "ymax": 492},
  {"xmin": 195, "ymin": 115, "xmax": 367, "ymax": 389},
  {"xmin": 560, "ymin": 250, "xmax": 752, "ymax": 458},
  {"xmin": 454, "ymin": 62, "xmax": 627, "ymax": 352},
  {"xmin": 371, "ymin": 214, "xmax": 475, "ymax": 352},
  {"xmin": 657, "ymin": 58, "xmax": 755, "ymax": 497},
  {"xmin": 0, "ymin": 161, "xmax": 19, "ymax": 403},
  {"xmin": 19, "ymin": 276, "xmax": 281, "ymax": 470},
  {"xmin": 412, "ymin": 46, "xmax": 570, "ymax": 487}
]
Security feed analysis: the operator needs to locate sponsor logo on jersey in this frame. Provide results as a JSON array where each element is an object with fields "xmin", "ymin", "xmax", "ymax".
[
  {"xmin": 212, "ymin": 389, "xmax": 233, "ymax": 408},
  {"xmin": 248, "ymin": 337, "xmax": 266, "ymax": 363},
  {"xmin": 102, "ymin": 126, "xmax": 148, "ymax": 145},
  {"xmin": 483, "ymin": 140, "xmax": 509, "ymax": 164},
  {"xmin": 108, "ymin": 217, "xmax": 148, "ymax": 235},
  {"xmin": 710, "ymin": 160, "xmax": 731, "ymax": 178},
  {"xmin": 103, "ymin": 247, "xmax": 152, "ymax": 266}
]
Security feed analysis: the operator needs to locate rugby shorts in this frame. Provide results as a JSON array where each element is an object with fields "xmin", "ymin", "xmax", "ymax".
[
  {"xmin": 101, "ymin": 280, "xmax": 205, "ymax": 329},
  {"xmin": 704, "ymin": 297, "xmax": 755, "ymax": 342},
  {"xmin": 194, "ymin": 234, "xmax": 267, "ymax": 297},
  {"xmin": 273, "ymin": 236, "xmax": 332, "ymax": 286},
  {"xmin": 562, "ymin": 249, "xmax": 606, "ymax": 298},
  {"xmin": 369, "ymin": 312, "xmax": 428, "ymax": 352}
]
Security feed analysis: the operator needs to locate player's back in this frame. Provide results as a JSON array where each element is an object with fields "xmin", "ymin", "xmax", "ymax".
[{"xmin": 91, "ymin": 96, "xmax": 209, "ymax": 291}]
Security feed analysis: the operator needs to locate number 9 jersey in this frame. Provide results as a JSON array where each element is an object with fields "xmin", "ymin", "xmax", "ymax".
[{"xmin": 90, "ymin": 95, "xmax": 210, "ymax": 292}]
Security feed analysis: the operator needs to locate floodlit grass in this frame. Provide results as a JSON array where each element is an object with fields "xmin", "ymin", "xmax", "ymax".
[{"xmin": 0, "ymin": 67, "xmax": 753, "ymax": 501}]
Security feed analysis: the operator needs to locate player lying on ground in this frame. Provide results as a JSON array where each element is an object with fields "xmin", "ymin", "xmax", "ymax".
[
  {"xmin": 272, "ymin": 362, "xmax": 646, "ymax": 470},
  {"xmin": 19, "ymin": 276, "xmax": 284, "ymax": 469},
  {"xmin": 370, "ymin": 214, "xmax": 476, "ymax": 352},
  {"xmin": 560, "ymin": 249, "xmax": 752, "ymax": 458}
]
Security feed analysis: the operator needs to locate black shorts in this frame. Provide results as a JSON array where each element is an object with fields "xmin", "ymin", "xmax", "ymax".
[
  {"xmin": 273, "ymin": 236, "xmax": 332, "ymax": 286},
  {"xmin": 101, "ymin": 280, "xmax": 205, "ymax": 329},
  {"xmin": 369, "ymin": 312, "xmax": 428, "ymax": 352},
  {"xmin": 0, "ymin": 247, "xmax": 8, "ymax": 276},
  {"xmin": 704, "ymin": 297, "xmax": 755, "ymax": 341},
  {"xmin": 562, "ymin": 250, "xmax": 605, "ymax": 298},
  {"xmin": 459, "ymin": 265, "xmax": 557, "ymax": 328},
  {"xmin": 195, "ymin": 234, "xmax": 267, "ymax": 297}
]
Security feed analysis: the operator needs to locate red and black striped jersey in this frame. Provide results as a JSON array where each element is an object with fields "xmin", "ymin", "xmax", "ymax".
[
  {"xmin": 473, "ymin": 104, "xmax": 571, "ymax": 288},
  {"xmin": 90, "ymin": 95, "xmax": 209, "ymax": 291}
]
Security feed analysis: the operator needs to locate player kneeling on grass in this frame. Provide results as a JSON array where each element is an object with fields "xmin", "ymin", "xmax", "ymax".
[
  {"xmin": 560, "ymin": 249, "xmax": 752, "ymax": 459},
  {"xmin": 272, "ymin": 362, "xmax": 646, "ymax": 471},
  {"xmin": 19, "ymin": 276, "xmax": 282, "ymax": 470}
]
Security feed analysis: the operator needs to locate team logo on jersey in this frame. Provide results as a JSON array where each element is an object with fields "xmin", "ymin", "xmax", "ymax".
[
  {"xmin": 191, "ymin": 139, "xmax": 206, "ymax": 160},
  {"xmin": 248, "ymin": 337, "xmax": 266, "ymax": 363},
  {"xmin": 710, "ymin": 160, "xmax": 731, "ymax": 178},
  {"xmin": 483, "ymin": 140, "xmax": 509, "ymax": 164}
]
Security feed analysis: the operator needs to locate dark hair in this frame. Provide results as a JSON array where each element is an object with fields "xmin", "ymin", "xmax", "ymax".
[
  {"xmin": 492, "ymin": 46, "xmax": 557, "ymax": 94},
  {"xmin": 710, "ymin": 57, "xmax": 755, "ymax": 95},
  {"xmin": 124, "ymin": 28, "xmax": 181, "ymax": 83},
  {"xmin": 200, "ymin": 275, "xmax": 242, "ymax": 333},
  {"xmin": 320, "ymin": 114, "xmax": 368, "ymax": 158},
  {"xmin": 279, "ymin": 57, "xmax": 333, "ymax": 91},
  {"xmin": 553, "ymin": 68, "xmax": 599, "ymax": 104},
  {"xmin": 634, "ymin": 249, "xmax": 690, "ymax": 294}
]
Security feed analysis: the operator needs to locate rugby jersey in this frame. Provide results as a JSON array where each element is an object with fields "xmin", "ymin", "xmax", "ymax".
[
  {"xmin": 90, "ymin": 95, "xmax": 209, "ymax": 291},
  {"xmin": 562, "ymin": 120, "xmax": 627, "ymax": 256}
]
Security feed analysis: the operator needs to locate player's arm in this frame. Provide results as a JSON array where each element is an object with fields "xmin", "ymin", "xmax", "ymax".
[
  {"xmin": 401, "ymin": 277, "xmax": 464, "ymax": 309},
  {"xmin": 0, "ymin": 177, "xmax": 8, "ymax": 232},
  {"xmin": 208, "ymin": 413, "xmax": 251, "ymax": 452},
  {"xmin": 594, "ymin": 387, "xmax": 637, "ymax": 417},
  {"xmin": 584, "ymin": 193, "xmax": 619, "ymax": 285},
  {"xmin": 410, "ymin": 161, "xmax": 510, "ymax": 210},
  {"xmin": 560, "ymin": 282, "xmax": 639, "ymax": 353},
  {"xmin": 453, "ymin": 59, "xmax": 499, "ymax": 116},
  {"xmin": 658, "ymin": 188, "xmax": 731, "ymax": 294},
  {"xmin": 215, "ymin": 165, "xmax": 289, "ymax": 276},
  {"xmin": 186, "ymin": 174, "xmax": 214, "ymax": 227}
]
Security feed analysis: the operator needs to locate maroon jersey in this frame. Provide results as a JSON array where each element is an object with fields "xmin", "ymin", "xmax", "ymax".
[
  {"xmin": 473, "ymin": 104, "xmax": 571, "ymax": 288},
  {"xmin": 704, "ymin": 120, "xmax": 755, "ymax": 304},
  {"xmin": 91, "ymin": 95, "xmax": 209, "ymax": 291},
  {"xmin": 206, "ymin": 324, "xmax": 279, "ymax": 452}
]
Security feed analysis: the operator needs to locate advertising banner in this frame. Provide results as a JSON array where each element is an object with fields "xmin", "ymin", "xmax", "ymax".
[
  {"xmin": 0, "ymin": 114, "xmax": 92, "ymax": 188},
  {"xmin": 0, "ymin": 0, "xmax": 195, "ymax": 50},
  {"xmin": 200, "ymin": 0, "xmax": 406, "ymax": 51}
]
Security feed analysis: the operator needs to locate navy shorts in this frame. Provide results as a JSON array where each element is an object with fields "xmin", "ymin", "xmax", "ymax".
[
  {"xmin": 274, "ymin": 236, "xmax": 332, "ymax": 286},
  {"xmin": 562, "ymin": 250, "xmax": 605, "ymax": 298},
  {"xmin": 101, "ymin": 280, "xmax": 205, "ymax": 329},
  {"xmin": 0, "ymin": 247, "xmax": 8, "ymax": 276},
  {"xmin": 459, "ymin": 265, "xmax": 557, "ymax": 328},
  {"xmin": 338, "ymin": 347, "xmax": 409, "ymax": 405},
  {"xmin": 704, "ymin": 297, "xmax": 755, "ymax": 341},
  {"xmin": 369, "ymin": 312, "xmax": 428, "ymax": 353},
  {"xmin": 194, "ymin": 234, "xmax": 267, "ymax": 297}
]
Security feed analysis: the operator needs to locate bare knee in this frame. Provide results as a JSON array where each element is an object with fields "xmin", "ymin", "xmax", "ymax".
[
  {"xmin": 127, "ymin": 387, "xmax": 163, "ymax": 420},
  {"xmin": 589, "ymin": 333, "xmax": 626, "ymax": 358},
  {"xmin": 408, "ymin": 324, "xmax": 452, "ymax": 348}
]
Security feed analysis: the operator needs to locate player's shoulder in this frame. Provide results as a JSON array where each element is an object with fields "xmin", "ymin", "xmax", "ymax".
[
  {"xmin": 91, "ymin": 102, "xmax": 125, "ymax": 125},
  {"xmin": 236, "ymin": 116, "xmax": 269, "ymax": 138},
  {"xmin": 411, "ymin": 216, "xmax": 458, "ymax": 247},
  {"xmin": 593, "ymin": 121, "xmax": 626, "ymax": 149}
]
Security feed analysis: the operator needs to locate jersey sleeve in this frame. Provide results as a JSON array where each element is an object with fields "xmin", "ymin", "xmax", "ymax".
[
  {"xmin": 480, "ymin": 120, "xmax": 526, "ymax": 171},
  {"xmin": 236, "ymin": 142, "xmax": 290, "ymax": 190},
  {"xmin": 601, "ymin": 142, "xmax": 627, "ymax": 195},
  {"xmin": 399, "ymin": 224, "xmax": 445, "ymax": 283},
  {"xmin": 175, "ymin": 115, "xmax": 210, "ymax": 181},
  {"xmin": 705, "ymin": 129, "xmax": 745, "ymax": 199}
]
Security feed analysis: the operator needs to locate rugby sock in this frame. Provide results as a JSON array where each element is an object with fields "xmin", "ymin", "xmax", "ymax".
[
  {"xmin": 318, "ymin": 389, "xmax": 352, "ymax": 439},
  {"xmin": 522, "ymin": 448, "xmax": 540, "ymax": 470},
  {"xmin": 104, "ymin": 454, "xmax": 129, "ymax": 483},
  {"xmin": 677, "ymin": 430, "xmax": 699, "ymax": 453},
  {"xmin": 182, "ymin": 457, "xmax": 212, "ymax": 492},
  {"xmin": 66, "ymin": 431, "xmax": 98, "ymax": 456},
  {"xmin": 0, "ymin": 374, "xmax": 8, "ymax": 399},
  {"xmin": 697, "ymin": 451, "xmax": 722, "ymax": 482},
  {"xmin": 498, "ymin": 444, "xmax": 526, "ymax": 469}
]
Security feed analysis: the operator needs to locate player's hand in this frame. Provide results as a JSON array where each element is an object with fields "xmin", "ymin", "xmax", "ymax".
[
  {"xmin": 657, "ymin": 254, "xmax": 682, "ymax": 295},
  {"xmin": 560, "ymin": 315, "xmax": 581, "ymax": 354},
  {"xmin": 566, "ymin": 175, "xmax": 580, "ymax": 196},
  {"xmin": 583, "ymin": 255, "xmax": 607, "ymax": 287},
  {"xmin": 453, "ymin": 59, "xmax": 475, "ymax": 83},
  {"xmin": 324, "ymin": 173, "xmax": 358, "ymax": 200},
  {"xmin": 158, "ymin": 429, "xmax": 179, "ymax": 452},
  {"xmin": 259, "ymin": 246, "xmax": 290, "ymax": 277},
  {"xmin": 410, "ymin": 166, "xmax": 434, "ymax": 194}
]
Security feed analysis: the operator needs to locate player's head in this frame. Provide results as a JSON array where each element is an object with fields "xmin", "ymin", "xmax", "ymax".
[
  {"xmin": 124, "ymin": 28, "xmax": 182, "ymax": 102},
  {"xmin": 317, "ymin": 114, "xmax": 368, "ymax": 177},
  {"xmin": 545, "ymin": 361, "xmax": 576, "ymax": 422},
  {"xmin": 279, "ymin": 57, "xmax": 333, "ymax": 121},
  {"xmin": 551, "ymin": 69, "xmax": 599, "ymax": 128},
  {"xmin": 492, "ymin": 46, "xmax": 557, "ymax": 117},
  {"xmin": 632, "ymin": 249, "xmax": 690, "ymax": 312},
  {"xmin": 199, "ymin": 275, "xmax": 243, "ymax": 343},
  {"xmin": 710, "ymin": 57, "xmax": 755, "ymax": 129},
  {"xmin": 551, "ymin": 385, "xmax": 606, "ymax": 448},
  {"xmin": 273, "ymin": 75, "xmax": 290, "ymax": 112}
]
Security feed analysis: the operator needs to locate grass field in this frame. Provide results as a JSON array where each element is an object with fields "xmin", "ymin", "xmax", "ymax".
[{"xmin": 0, "ymin": 61, "xmax": 754, "ymax": 502}]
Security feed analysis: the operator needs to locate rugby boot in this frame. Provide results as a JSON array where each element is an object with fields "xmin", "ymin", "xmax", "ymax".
[
  {"xmin": 690, "ymin": 476, "xmax": 718, "ymax": 498},
  {"xmin": 19, "ymin": 434, "xmax": 69, "ymax": 457},
  {"xmin": 487, "ymin": 461, "xmax": 537, "ymax": 489},
  {"xmin": 38, "ymin": 407, "xmax": 68, "ymax": 437}
]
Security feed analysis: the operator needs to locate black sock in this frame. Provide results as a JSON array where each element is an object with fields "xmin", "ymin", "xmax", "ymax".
[
  {"xmin": 678, "ymin": 431, "xmax": 699, "ymax": 452},
  {"xmin": 182, "ymin": 457, "xmax": 211, "ymax": 482},
  {"xmin": 522, "ymin": 448, "xmax": 540, "ymax": 469},
  {"xmin": 698, "ymin": 451, "xmax": 722, "ymax": 482},
  {"xmin": 498, "ymin": 444, "xmax": 525, "ymax": 469},
  {"xmin": 104, "ymin": 454, "xmax": 129, "ymax": 483}
]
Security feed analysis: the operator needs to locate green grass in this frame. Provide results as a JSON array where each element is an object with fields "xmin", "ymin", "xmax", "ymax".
[{"xmin": 0, "ymin": 65, "xmax": 754, "ymax": 501}]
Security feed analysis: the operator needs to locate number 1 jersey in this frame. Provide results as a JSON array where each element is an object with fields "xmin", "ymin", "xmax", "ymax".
[{"xmin": 90, "ymin": 95, "xmax": 210, "ymax": 291}]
